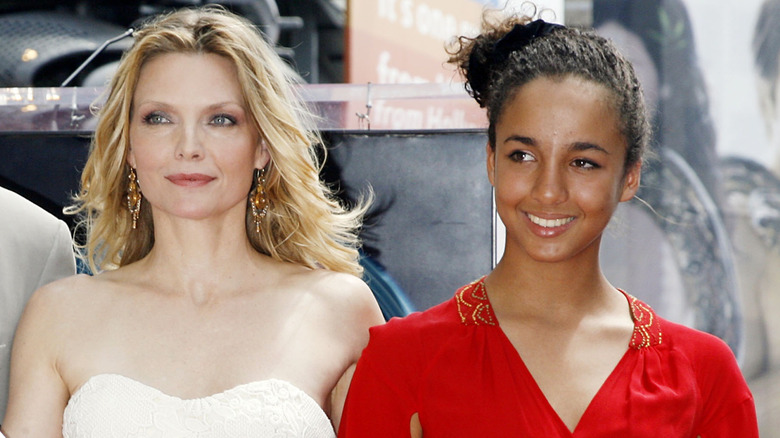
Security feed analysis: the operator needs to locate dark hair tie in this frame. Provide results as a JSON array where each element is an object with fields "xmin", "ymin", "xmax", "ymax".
[
  {"xmin": 465, "ymin": 19, "xmax": 564, "ymax": 107},
  {"xmin": 492, "ymin": 19, "xmax": 565, "ymax": 64}
]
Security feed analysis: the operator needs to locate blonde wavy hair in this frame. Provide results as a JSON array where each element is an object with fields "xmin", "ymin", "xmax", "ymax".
[{"xmin": 68, "ymin": 6, "xmax": 367, "ymax": 276}]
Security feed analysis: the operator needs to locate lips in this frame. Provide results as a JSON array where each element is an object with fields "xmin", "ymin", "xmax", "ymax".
[
  {"xmin": 526, "ymin": 213, "xmax": 575, "ymax": 228},
  {"xmin": 165, "ymin": 173, "xmax": 215, "ymax": 187}
]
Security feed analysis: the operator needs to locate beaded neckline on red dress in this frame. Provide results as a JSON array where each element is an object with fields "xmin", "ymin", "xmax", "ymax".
[{"xmin": 454, "ymin": 276, "xmax": 662, "ymax": 349}]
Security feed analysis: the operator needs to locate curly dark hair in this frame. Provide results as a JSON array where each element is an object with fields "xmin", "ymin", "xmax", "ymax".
[{"xmin": 448, "ymin": 13, "xmax": 650, "ymax": 170}]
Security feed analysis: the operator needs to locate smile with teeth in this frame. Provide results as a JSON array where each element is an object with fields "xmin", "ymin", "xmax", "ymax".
[{"xmin": 527, "ymin": 213, "xmax": 575, "ymax": 228}]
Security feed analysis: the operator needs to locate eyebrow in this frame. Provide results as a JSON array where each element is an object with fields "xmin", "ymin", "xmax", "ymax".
[
  {"xmin": 571, "ymin": 142, "xmax": 610, "ymax": 154},
  {"xmin": 207, "ymin": 101, "xmax": 245, "ymax": 110},
  {"xmin": 504, "ymin": 136, "xmax": 610, "ymax": 154},
  {"xmin": 503, "ymin": 135, "xmax": 535, "ymax": 146},
  {"xmin": 133, "ymin": 101, "xmax": 245, "ymax": 112}
]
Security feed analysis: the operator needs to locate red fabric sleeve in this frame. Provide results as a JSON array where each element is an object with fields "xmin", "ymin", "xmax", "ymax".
[
  {"xmin": 692, "ymin": 331, "xmax": 758, "ymax": 437},
  {"xmin": 338, "ymin": 324, "xmax": 422, "ymax": 438},
  {"xmin": 664, "ymin": 320, "xmax": 759, "ymax": 437},
  {"xmin": 698, "ymin": 397, "xmax": 758, "ymax": 437}
]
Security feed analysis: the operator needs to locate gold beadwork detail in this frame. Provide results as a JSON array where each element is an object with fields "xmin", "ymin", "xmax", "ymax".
[
  {"xmin": 625, "ymin": 292, "xmax": 663, "ymax": 349},
  {"xmin": 453, "ymin": 281, "xmax": 662, "ymax": 349},
  {"xmin": 456, "ymin": 277, "xmax": 496, "ymax": 326}
]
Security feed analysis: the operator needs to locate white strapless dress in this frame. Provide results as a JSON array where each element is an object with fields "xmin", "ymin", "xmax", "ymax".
[{"xmin": 62, "ymin": 374, "xmax": 336, "ymax": 437}]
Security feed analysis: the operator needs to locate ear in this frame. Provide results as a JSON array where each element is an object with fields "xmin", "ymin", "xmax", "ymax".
[
  {"xmin": 619, "ymin": 160, "xmax": 641, "ymax": 202},
  {"xmin": 486, "ymin": 142, "xmax": 496, "ymax": 187},
  {"xmin": 126, "ymin": 148, "xmax": 136, "ymax": 168},
  {"xmin": 255, "ymin": 138, "xmax": 271, "ymax": 170}
]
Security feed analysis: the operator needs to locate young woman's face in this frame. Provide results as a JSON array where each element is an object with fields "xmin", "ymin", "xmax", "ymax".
[
  {"xmin": 488, "ymin": 75, "xmax": 640, "ymax": 264},
  {"xmin": 128, "ymin": 53, "xmax": 268, "ymax": 223}
]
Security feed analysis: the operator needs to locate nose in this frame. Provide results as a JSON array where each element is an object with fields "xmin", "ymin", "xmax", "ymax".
[
  {"xmin": 175, "ymin": 124, "xmax": 204, "ymax": 160},
  {"xmin": 531, "ymin": 162, "xmax": 568, "ymax": 204}
]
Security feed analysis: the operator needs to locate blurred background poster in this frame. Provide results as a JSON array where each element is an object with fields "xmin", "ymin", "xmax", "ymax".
[
  {"xmin": 592, "ymin": 0, "xmax": 780, "ymax": 434},
  {"xmin": 342, "ymin": 0, "xmax": 561, "ymax": 129},
  {"xmin": 684, "ymin": 0, "xmax": 780, "ymax": 432}
]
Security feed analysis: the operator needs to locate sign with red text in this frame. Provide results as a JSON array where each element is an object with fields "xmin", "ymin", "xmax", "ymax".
[
  {"xmin": 346, "ymin": 0, "xmax": 483, "ymax": 84},
  {"xmin": 344, "ymin": 0, "xmax": 563, "ymax": 130},
  {"xmin": 345, "ymin": 0, "xmax": 486, "ymax": 129}
]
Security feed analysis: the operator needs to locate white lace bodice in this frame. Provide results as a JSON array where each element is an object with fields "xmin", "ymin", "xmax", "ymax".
[{"xmin": 62, "ymin": 374, "xmax": 336, "ymax": 437}]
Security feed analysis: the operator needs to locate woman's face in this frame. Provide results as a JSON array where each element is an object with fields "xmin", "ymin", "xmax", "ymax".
[
  {"xmin": 488, "ymin": 75, "xmax": 640, "ymax": 264},
  {"xmin": 128, "ymin": 52, "xmax": 268, "ymax": 223}
]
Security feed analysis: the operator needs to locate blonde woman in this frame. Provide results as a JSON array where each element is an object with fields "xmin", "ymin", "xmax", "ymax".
[{"xmin": 2, "ymin": 7, "xmax": 382, "ymax": 437}]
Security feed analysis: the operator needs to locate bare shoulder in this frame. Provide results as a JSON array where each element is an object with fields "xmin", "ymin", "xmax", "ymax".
[
  {"xmin": 3, "ymin": 274, "xmax": 115, "ymax": 434},
  {"xmin": 23, "ymin": 274, "xmax": 93, "ymax": 319},
  {"xmin": 20, "ymin": 272, "xmax": 122, "ymax": 334},
  {"xmin": 10, "ymin": 275, "xmax": 95, "ymax": 381},
  {"xmin": 295, "ymin": 268, "xmax": 382, "ymax": 324},
  {"xmin": 278, "ymin": 267, "xmax": 385, "ymax": 354}
]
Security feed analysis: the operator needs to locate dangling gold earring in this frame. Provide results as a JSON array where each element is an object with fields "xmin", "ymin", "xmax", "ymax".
[
  {"xmin": 127, "ymin": 167, "xmax": 142, "ymax": 229},
  {"xmin": 250, "ymin": 168, "xmax": 268, "ymax": 233}
]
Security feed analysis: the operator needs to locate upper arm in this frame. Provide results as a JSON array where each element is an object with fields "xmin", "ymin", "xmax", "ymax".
[
  {"xmin": 341, "ymin": 275, "xmax": 385, "ymax": 359},
  {"xmin": 325, "ymin": 274, "xmax": 384, "ymax": 430},
  {"xmin": 699, "ymin": 397, "xmax": 758, "ymax": 437},
  {"xmin": 336, "ymin": 333, "xmax": 418, "ymax": 438},
  {"xmin": 2, "ymin": 283, "xmax": 71, "ymax": 437},
  {"xmin": 685, "ymin": 329, "xmax": 759, "ymax": 437},
  {"xmin": 328, "ymin": 362, "xmax": 356, "ymax": 432}
]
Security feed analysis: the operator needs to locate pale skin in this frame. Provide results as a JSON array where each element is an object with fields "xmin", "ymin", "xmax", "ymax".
[
  {"xmin": 2, "ymin": 53, "xmax": 383, "ymax": 437},
  {"xmin": 410, "ymin": 75, "xmax": 641, "ymax": 435}
]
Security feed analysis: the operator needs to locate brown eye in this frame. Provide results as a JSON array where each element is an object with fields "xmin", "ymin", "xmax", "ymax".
[
  {"xmin": 509, "ymin": 150, "xmax": 534, "ymax": 162},
  {"xmin": 572, "ymin": 159, "xmax": 600, "ymax": 169}
]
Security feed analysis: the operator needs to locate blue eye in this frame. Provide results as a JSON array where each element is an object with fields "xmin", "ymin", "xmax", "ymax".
[
  {"xmin": 143, "ymin": 112, "xmax": 170, "ymax": 125},
  {"xmin": 211, "ymin": 114, "xmax": 236, "ymax": 126}
]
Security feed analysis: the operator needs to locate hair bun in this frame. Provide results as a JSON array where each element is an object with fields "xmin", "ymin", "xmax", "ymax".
[
  {"xmin": 492, "ymin": 20, "xmax": 564, "ymax": 64},
  {"xmin": 465, "ymin": 45, "xmax": 493, "ymax": 107},
  {"xmin": 462, "ymin": 19, "xmax": 564, "ymax": 107}
]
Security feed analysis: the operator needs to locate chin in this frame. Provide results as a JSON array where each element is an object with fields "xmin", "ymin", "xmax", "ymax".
[{"xmin": 527, "ymin": 252, "xmax": 573, "ymax": 264}]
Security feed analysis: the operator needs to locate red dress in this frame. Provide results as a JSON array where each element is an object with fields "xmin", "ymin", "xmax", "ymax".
[{"xmin": 339, "ymin": 277, "xmax": 757, "ymax": 437}]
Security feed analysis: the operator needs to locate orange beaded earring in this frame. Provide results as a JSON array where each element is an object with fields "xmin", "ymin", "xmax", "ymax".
[
  {"xmin": 127, "ymin": 167, "xmax": 142, "ymax": 229},
  {"xmin": 249, "ymin": 168, "xmax": 268, "ymax": 233}
]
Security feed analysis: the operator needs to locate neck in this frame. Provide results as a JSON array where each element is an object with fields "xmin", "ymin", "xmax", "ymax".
[
  {"xmin": 131, "ymin": 208, "xmax": 267, "ymax": 303},
  {"xmin": 486, "ymin": 241, "xmax": 618, "ymax": 321}
]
